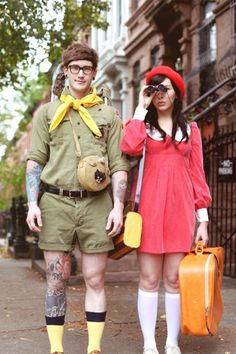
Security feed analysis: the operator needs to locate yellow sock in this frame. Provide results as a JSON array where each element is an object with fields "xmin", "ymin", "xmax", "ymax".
[
  {"xmin": 47, "ymin": 325, "xmax": 64, "ymax": 353},
  {"xmin": 87, "ymin": 321, "xmax": 105, "ymax": 353}
]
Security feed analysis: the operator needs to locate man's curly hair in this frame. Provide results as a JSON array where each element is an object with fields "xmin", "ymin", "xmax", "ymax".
[{"xmin": 53, "ymin": 42, "xmax": 98, "ymax": 97}]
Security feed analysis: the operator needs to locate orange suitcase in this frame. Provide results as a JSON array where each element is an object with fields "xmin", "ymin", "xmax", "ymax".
[{"xmin": 179, "ymin": 241, "xmax": 224, "ymax": 336}]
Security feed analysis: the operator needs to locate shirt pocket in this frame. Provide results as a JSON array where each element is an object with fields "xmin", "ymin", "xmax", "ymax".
[
  {"xmin": 49, "ymin": 118, "xmax": 71, "ymax": 144},
  {"xmin": 93, "ymin": 123, "xmax": 111, "ymax": 154}
]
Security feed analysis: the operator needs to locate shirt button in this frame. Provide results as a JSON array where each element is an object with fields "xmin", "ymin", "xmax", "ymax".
[
  {"xmin": 77, "ymin": 122, "xmax": 80, "ymax": 125},
  {"xmin": 77, "ymin": 136, "xmax": 80, "ymax": 139}
]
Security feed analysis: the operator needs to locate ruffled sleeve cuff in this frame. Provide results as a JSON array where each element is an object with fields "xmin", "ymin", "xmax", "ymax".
[
  {"xmin": 196, "ymin": 208, "xmax": 209, "ymax": 222},
  {"xmin": 133, "ymin": 106, "xmax": 148, "ymax": 121}
]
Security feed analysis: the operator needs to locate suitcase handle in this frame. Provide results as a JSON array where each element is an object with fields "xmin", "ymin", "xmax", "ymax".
[{"xmin": 195, "ymin": 241, "xmax": 204, "ymax": 255}]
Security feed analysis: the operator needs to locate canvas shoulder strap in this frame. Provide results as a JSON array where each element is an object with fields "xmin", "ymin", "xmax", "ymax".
[
  {"xmin": 134, "ymin": 141, "xmax": 146, "ymax": 212},
  {"xmin": 68, "ymin": 113, "xmax": 81, "ymax": 158}
]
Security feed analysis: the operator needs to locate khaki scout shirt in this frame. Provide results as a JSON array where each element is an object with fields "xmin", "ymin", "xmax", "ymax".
[{"xmin": 27, "ymin": 95, "xmax": 130, "ymax": 189}]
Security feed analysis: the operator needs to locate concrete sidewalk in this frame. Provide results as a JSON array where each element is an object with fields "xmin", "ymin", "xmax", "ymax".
[{"xmin": 0, "ymin": 257, "xmax": 235, "ymax": 354}]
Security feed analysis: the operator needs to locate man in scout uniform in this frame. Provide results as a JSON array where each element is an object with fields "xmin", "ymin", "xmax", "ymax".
[{"xmin": 26, "ymin": 42, "xmax": 129, "ymax": 354}]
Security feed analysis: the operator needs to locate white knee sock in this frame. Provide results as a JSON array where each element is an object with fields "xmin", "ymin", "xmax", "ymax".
[
  {"xmin": 165, "ymin": 292, "xmax": 180, "ymax": 346},
  {"xmin": 137, "ymin": 288, "xmax": 158, "ymax": 350}
]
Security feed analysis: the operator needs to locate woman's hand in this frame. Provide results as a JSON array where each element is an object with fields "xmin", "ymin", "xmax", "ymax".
[
  {"xmin": 138, "ymin": 85, "xmax": 155, "ymax": 109},
  {"xmin": 195, "ymin": 222, "xmax": 209, "ymax": 246}
]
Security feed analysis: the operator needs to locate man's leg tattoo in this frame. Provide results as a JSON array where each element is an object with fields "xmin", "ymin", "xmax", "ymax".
[{"xmin": 45, "ymin": 252, "xmax": 71, "ymax": 353}]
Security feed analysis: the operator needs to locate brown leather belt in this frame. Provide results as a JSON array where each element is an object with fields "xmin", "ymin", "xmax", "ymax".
[{"xmin": 45, "ymin": 185, "xmax": 89, "ymax": 198}]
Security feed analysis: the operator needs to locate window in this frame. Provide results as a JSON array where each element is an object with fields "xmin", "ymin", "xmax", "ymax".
[
  {"xmin": 132, "ymin": 0, "xmax": 141, "ymax": 11},
  {"xmin": 199, "ymin": 1, "xmax": 217, "ymax": 66},
  {"xmin": 104, "ymin": 11, "xmax": 108, "ymax": 41},
  {"xmin": 133, "ymin": 61, "xmax": 140, "ymax": 110},
  {"xmin": 150, "ymin": 46, "xmax": 159, "ymax": 68},
  {"xmin": 203, "ymin": 0, "xmax": 215, "ymax": 19},
  {"xmin": 231, "ymin": 0, "xmax": 236, "ymax": 35},
  {"xmin": 175, "ymin": 57, "xmax": 183, "ymax": 75},
  {"xmin": 117, "ymin": 0, "xmax": 122, "ymax": 37}
]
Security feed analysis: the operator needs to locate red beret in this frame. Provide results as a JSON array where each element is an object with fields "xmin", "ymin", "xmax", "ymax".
[{"xmin": 145, "ymin": 65, "xmax": 185, "ymax": 99}]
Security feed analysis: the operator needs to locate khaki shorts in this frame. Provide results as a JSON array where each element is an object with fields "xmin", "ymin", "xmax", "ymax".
[{"xmin": 38, "ymin": 190, "xmax": 114, "ymax": 253}]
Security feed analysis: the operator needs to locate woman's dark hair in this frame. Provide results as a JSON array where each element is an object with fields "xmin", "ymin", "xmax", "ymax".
[{"xmin": 144, "ymin": 74, "xmax": 188, "ymax": 143}]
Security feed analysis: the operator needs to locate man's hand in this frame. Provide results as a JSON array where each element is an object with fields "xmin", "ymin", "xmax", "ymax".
[
  {"xmin": 195, "ymin": 222, "xmax": 209, "ymax": 246},
  {"xmin": 106, "ymin": 206, "xmax": 123, "ymax": 238},
  {"xmin": 26, "ymin": 202, "xmax": 42, "ymax": 233},
  {"xmin": 107, "ymin": 171, "xmax": 127, "ymax": 237}
]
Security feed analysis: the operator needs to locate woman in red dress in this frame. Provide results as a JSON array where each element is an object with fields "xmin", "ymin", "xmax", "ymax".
[{"xmin": 120, "ymin": 66, "xmax": 211, "ymax": 354}]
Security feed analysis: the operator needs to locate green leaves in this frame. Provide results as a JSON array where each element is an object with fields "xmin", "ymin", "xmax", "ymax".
[
  {"xmin": 0, "ymin": 0, "xmax": 50, "ymax": 87},
  {"xmin": 0, "ymin": 0, "xmax": 111, "ymax": 208},
  {"xmin": 0, "ymin": 158, "xmax": 26, "ymax": 209},
  {"xmin": 0, "ymin": 76, "xmax": 49, "ymax": 208},
  {"xmin": 0, "ymin": 0, "xmax": 110, "ymax": 88}
]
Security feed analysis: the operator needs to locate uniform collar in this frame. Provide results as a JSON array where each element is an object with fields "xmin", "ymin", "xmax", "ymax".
[{"xmin": 62, "ymin": 86, "xmax": 94, "ymax": 99}]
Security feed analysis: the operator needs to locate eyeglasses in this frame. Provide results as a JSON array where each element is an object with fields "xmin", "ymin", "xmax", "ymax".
[
  {"xmin": 68, "ymin": 65, "xmax": 94, "ymax": 75},
  {"xmin": 145, "ymin": 84, "xmax": 169, "ymax": 96}
]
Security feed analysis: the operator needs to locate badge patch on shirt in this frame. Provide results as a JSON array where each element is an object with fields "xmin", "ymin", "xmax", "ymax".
[{"xmin": 115, "ymin": 110, "xmax": 121, "ymax": 119}]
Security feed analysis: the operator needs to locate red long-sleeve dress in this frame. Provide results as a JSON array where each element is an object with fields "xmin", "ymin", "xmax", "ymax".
[{"xmin": 120, "ymin": 119, "xmax": 211, "ymax": 254}]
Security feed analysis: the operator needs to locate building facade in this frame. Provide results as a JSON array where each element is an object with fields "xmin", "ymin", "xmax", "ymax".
[
  {"xmin": 90, "ymin": 0, "xmax": 130, "ymax": 120},
  {"xmin": 125, "ymin": 0, "xmax": 236, "ymax": 124}
]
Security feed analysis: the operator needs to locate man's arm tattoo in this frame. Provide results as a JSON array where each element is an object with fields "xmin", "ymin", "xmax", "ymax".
[
  {"xmin": 26, "ymin": 162, "xmax": 43, "ymax": 203},
  {"xmin": 115, "ymin": 179, "xmax": 128, "ymax": 204}
]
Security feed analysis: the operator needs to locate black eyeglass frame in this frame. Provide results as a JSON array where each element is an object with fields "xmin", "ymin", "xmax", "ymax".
[{"xmin": 68, "ymin": 65, "xmax": 94, "ymax": 75}]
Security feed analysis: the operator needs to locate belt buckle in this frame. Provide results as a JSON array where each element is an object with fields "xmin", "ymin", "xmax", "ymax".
[
  {"xmin": 68, "ymin": 190, "xmax": 84, "ymax": 198},
  {"xmin": 68, "ymin": 190, "xmax": 75, "ymax": 198}
]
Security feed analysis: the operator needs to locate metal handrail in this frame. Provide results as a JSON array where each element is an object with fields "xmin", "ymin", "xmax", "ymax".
[
  {"xmin": 183, "ymin": 76, "xmax": 234, "ymax": 114},
  {"xmin": 192, "ymin": 85, "xmax": 236, "ymax": 122}
]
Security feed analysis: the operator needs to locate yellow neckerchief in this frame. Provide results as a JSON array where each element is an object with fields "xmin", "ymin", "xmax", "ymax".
[{"xmin": 49, "ymin": 87, "xmax": 103, "ymax": 137}]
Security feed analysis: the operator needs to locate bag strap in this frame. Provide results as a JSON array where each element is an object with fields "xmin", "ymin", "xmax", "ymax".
[
  {"xmin": 68, "ymin": 89, "xmax": 112, "ymax": 158},
  {"xmin": 68, "ymin": 112, "xmax": 81, "ymax": 158},
  {"xmin": 68, "ymin": 86, "xmax": 112, "ymax": 157},
  {"xmin": 133, "ymin": 140, "xmax": 146, "ymax": 212}
]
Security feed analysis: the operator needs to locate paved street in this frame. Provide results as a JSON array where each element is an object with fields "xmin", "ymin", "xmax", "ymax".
[{"xmin": 0, "ymin": 255, "xmax": 235, "ymax": 354}]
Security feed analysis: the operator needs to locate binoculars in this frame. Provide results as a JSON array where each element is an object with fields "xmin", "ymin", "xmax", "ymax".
[{"xmin": 145, "ymin": 84, "xmax": 168, "ymax": 96}]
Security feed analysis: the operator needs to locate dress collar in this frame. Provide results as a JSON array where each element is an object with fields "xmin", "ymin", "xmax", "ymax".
[{"xmin": 146, "ymin": 124, "xmax": 191, "ymax": 141}]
